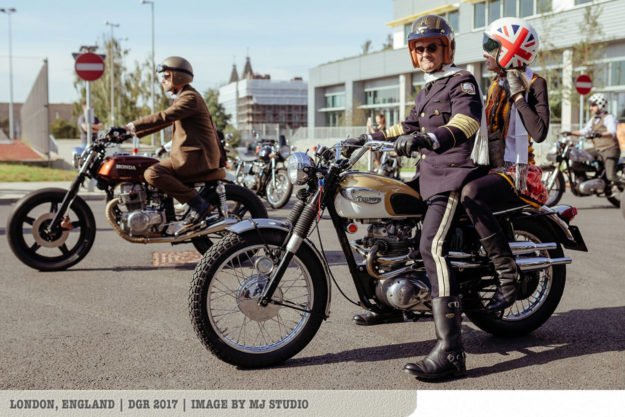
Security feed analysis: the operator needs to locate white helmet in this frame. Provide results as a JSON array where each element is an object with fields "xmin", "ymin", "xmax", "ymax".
[
  {"xmin": 483, "ymin": 17, "xmax": 539, "ymax": 70},
  {"xmin": 588, "ymin": 93, "xmax": 608, "ymax": 111}
]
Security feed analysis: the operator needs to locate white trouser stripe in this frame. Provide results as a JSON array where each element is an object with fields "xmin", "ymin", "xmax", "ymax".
[{"xmin": 431, "ymin": 192, "xmax": 459, "ymax": 297}]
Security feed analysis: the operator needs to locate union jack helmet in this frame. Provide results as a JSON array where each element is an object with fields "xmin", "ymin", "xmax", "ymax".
[
  {"xmin": 588, "ymin": 93, "xmax": 608, "ymax": 111},
  {"xmin": 483, "ymin": 17, "xmax": 539, "ymax": 70}
]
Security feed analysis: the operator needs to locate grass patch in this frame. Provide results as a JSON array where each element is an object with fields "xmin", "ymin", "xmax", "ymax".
[{"xmin": 0, "ymin": 163, "xmax": 76, "ymax": 182}]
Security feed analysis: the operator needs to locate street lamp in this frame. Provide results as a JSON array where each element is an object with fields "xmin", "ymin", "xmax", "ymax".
[
  {"xmin": 140, "ymin": 0, "xmax": 157, "ymax": 146},
  {"xmin": 104, "ymin": 21, "xmax": 120, "ymax": 126},
  {"xmin": 1, "ymin": 8, "xmax": 17, "ymax": 140}
]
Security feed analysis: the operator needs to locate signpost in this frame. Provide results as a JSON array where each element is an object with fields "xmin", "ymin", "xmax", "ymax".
[
  {"xmin": 74, "ymin": 51, "xmax": 105, "ymax": 191},
  {"xmin": 575, "ymin": 74, "xmax": 593, "ymax": 131}
]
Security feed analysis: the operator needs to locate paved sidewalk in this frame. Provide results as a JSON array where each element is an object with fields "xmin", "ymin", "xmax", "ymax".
[{"xmin": 0, "ymin": 181, "xmax": 105, "ymax": 205}]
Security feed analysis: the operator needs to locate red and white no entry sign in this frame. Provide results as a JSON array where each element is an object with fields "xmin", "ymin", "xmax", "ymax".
[
  {"xmin": 575, "ymin": 74, "xmax": 592, "ymax": 95},
  {"xmin": 75, "ymin": 52, "xmax": 105, "ymax": 82}
]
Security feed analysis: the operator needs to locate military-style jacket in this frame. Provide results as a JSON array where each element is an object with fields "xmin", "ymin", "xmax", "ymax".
[
  {"xmin": 372, "ymin": 70, "xmax": 483, "ymax": 200},
  {"xmin": 132, "ymin": 85, "xmax": 224, "ymax": 178}
]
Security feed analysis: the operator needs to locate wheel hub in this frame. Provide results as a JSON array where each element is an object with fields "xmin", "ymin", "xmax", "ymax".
[
  {"xmin": 32, "ymin": 213, "xmax": 70, "ymax": 248},
  {"xmin": 237, "ymin": 275, "xmax": 283, "ymax": 321}
]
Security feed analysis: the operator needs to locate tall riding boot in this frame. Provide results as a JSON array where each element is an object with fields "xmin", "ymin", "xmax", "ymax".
[
  {"xmin": 480, "ymin": 231, "xmax": 519, "ymax": 311},
  {"xmin": 404, "ymin": 296, "xmax": 466, "ymax": 380}
]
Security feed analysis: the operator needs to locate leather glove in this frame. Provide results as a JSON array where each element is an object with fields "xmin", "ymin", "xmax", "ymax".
[
  {"xmin": 505, "ymin": 69, "xmax": 529, "ymax": 99},
  {"xmin": 341, "ymin": 134, "xmax": 368, "ymax": 157},
  {"xmin": 394, "ymin": 133, "xmax": 434, "ymax": 157},
  {"xmin": 591, "ymin": 132, "xmax": 603, "ymax": 138},
  {"xmin": 106, "ymin": 126, "xmax": 130, "ymax": 143}
]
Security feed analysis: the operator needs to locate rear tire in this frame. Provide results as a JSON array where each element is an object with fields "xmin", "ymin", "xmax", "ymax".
[
  {"xmin": 465, "ymin": 221, "xmax": 566, "ymax": 337},
  {"xmin": 191, "ymin": 184, "xmax": 268, "ymax": 254},
  {"xmin": 189, "ymin": 229, "xmax": 327, "ymax": 368}
]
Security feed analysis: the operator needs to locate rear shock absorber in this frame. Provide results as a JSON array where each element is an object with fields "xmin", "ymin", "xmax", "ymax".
[{"xmin": 217, "ymin": 183, "xmax": 227, "ymax": 217}]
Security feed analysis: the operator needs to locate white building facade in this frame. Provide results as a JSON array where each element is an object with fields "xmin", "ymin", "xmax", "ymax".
[{"xmin": 308, "ymin": 0, "xmax": 625, "ymax": 138}]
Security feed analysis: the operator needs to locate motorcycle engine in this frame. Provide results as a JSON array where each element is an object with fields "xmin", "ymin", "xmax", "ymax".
[
  {"xmin": 375, "ymin": 272, "xmax": 431, "ymax": 310},
  {"xmin": 578, "ymin": 178, "xmax": 605, "ymax": 195},
  {"xmin": 363, "ymin": 221, "xmax": 414, "ymax": 257},
  {"xmin": 114, "ymin": 183, "xmax": 166, "ymax": 236}
]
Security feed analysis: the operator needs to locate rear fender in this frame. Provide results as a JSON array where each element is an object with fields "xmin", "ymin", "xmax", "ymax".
[
  {"xmin": 511, "ymin": 207, "xmax": 588, "ymax": 252},
  {"xmin": 226, "ymin": 219, "xmax": 332, "ymax": 317}
]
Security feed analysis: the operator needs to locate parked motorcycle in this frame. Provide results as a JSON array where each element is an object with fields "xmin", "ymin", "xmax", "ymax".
[
  {"xmin": 377, "ymin": 150, "xmax": 402, "ymax": 179},
  {"xmin": 6, "ymin": 127, "xmax": 267, "ymax": 272},
  {"xmin": 189, "ymin": 139, "xmax": 587, "ymax": 368},
  {"xmin": 233, "ymin": 135, "xmax": 293, "ymax": 209},
  {"xmin": 541, "ymin": 134, "xmax": 625, "ymax": 207}
]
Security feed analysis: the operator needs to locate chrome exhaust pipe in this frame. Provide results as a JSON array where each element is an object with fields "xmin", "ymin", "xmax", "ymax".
[
  {"xmin": 509, "ymin": 241, "xmax": 557, "ymax": 255},
  {"xmin": 516, "ymin": 257, "xmax": 572, "ymax": 271}
]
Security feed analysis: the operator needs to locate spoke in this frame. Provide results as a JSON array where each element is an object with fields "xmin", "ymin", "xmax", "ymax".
[
  {"xmin": 59, "ymin": 244, "xmax": 70, "ymax": 255},
  {"xmin": 23, "ymin": 216, "xmax": 35, "ymax": 225},
  {"xmin": 30, "ymin": 242, "xmax": 41, "ymax": 252}
]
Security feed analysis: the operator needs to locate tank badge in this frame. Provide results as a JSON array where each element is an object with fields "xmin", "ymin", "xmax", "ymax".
[
  {"xmin": 341, "ymin": 187, "xmax": 383, "ymax": 204},
  {"xmin": 116, "ymin": 164, "xmax": 137, "ymax": 170}
]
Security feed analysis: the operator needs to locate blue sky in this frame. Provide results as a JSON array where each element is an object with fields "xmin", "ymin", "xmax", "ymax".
[{"xmin": 0, "ymin": 0, "xmax": 392, "ymax": 104}]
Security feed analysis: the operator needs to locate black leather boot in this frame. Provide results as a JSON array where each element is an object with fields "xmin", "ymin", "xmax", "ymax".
[
  {"xmin": 404, "ymin": 296, "xmax": 466, "ymax": 380},
  {"xmin": 480, "ymin": 231, "xmax": 519, "ymax": 311},
  {"xmin": 353, "ymin": 310, "xmax": 405, "ymax": 326}
]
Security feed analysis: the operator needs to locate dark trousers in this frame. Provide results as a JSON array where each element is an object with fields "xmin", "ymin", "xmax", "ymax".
[
  {"xmin": 420, "ymin": 192, "xmax": 461, "ymax": 299},
  {"xmin": 460, "ymin": 173, "xmax": 521, "ymax": 239},
  {"xmin": 144, "ymin": 158, "xmax": 199, "ymax": 204}
]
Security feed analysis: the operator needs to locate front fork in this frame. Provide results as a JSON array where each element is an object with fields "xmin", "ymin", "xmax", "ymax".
[
  {"xmin": 271, "ymin": 158, "xmax": 277, "ymax": 189},
  {"xmin": 258, "ymin": 189, "xmax": 321, "ymax": 306}
]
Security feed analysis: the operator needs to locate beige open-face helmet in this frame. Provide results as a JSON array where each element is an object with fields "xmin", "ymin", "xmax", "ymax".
[{"xmin": 157, "ymin": 56, "xmax": 194, "ymax": 86}]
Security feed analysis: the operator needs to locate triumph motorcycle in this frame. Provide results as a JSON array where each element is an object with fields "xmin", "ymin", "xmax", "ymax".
[
  {"xmin": 541, "ymin": 133, "xmax": 625, "ymax": 207},
  {"xmin": 233, "ymin": 135, "xmax": 293, "ymax": 209},
  {"xmin": 188, "ymin": 139, "xmax": 587, "ymax": 368},
  {"xmin": 6, "ymin": 127, "xmax": 267, "ymax": 272}
]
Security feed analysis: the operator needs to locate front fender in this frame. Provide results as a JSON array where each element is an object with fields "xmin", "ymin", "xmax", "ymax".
[{"xmin": 226, "ymin": 219, "xmax": 332, "ymax": 318}]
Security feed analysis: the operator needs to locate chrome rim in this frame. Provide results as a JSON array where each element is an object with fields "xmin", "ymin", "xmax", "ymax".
[
  {"xmin": 481, "ymin": 229, "xmax": 553, "ymax": 321},
  {"xmin": 207, "ymin": 243, "xmax": 314, "ymax": 354},
  {"xmin": 543, "ymin": 168, "xmax": 561, "ymax": 206},
  {"xmin": 266, "ymin": 172, "xmax": 290, "ymax": 205}
]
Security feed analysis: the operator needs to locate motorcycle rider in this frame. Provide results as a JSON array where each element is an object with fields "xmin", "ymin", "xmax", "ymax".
[
  {"xmin": 349, "ymin": 15, "xmax": 487, "ymax": 380},
  {"xmin": 566, "ymin": 93, "xmax": 620, "ymax": 186},
  {"xmin": 124, "ymin": 56, "xmax": 226, "ymax": 234},
  {"xmin": 460, "ymin": 17, "xmax": 550, "ymax": 312}
]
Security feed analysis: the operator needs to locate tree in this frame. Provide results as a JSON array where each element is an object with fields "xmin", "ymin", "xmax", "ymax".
[
  {"xmin": 361, "ymin": 40, "xmax": 372, "ymax": 55},
  {"xmin": 382, "ymin": 34, "xmax": 393, "ymax": 50},
  {"xmin": 203, "ymin": 88, "xmax": 231, "ymax": 131}
]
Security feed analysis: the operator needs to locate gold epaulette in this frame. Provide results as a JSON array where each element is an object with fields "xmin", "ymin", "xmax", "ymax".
[{"xmin": 384, "ymin": 123, "xmax": 405, "ymax": 138}]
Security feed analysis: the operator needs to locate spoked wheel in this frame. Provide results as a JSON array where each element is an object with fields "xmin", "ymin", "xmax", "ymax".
[
  {"xmin": 541, "ymin": 165, "xmax": 565, "ymax": 207},
  {"xmin": 465, "ymin": 221, "xmax": 566, "ymax": 337},
  {"xmin": 7, "ymin": 189, "xmax": 96, "ymax": 271},
  {"xmin": 189, "ymin": 229, "xmax": 327, "ymax": 368},
  {"xmin": 191, "ymin": 184, "xmax": 268, "ymax": 254},
  {"xmin": 265, "ymin": 169, "xmax": 293, "ymax": 209}
]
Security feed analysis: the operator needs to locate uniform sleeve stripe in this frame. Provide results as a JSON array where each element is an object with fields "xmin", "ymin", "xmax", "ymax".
[
  {"xmin": 384, "ymin": 124, "xmax": 405, "ymax": 138},
  {"xmin": 446, "ymin": 114, "xmax": 480, "ymax": 138}
]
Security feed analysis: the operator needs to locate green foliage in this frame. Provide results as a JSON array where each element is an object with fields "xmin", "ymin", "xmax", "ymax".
[
  {"xmin": 203, "ymin": 88, "xmax": 231, "ymax": 131},
  {"xmin": 49, "ymin": 118, "xmax": 77, "ymax": 139},
  {"xmin": 0, "ymin": 163, "xmax": 76, "ymax": 181}
]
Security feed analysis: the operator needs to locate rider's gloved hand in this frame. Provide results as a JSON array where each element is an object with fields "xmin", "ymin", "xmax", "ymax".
[
  {"xmin": 341, "ymin": 134, "xmax": 368, "ymax": 157},
  {"xmin": 505, "ymin": 69, "xmax": 529, "ymax": 99},
  {"xmin": 106, "ymin": 126, "xmax": 130, "ymax": 143},
  {"xmin": 591, "ymin": 132, "xmax": 603, "ymax": 138},
  {"xmin": 394, "ymin": 133, "xmax": 434, "ymax": 157}
]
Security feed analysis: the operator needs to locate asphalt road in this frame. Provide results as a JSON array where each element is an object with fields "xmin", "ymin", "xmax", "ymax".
[{"xmin": 0, "ymin": 193, "xmax": 623, "ymax": 390}]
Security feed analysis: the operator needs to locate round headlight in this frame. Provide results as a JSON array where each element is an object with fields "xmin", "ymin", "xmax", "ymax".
[
  {"xmin": 279, "ymin": 145, "xmax": 290, "ymax": 160},
  {"xmin": 287, "ymin": 152, "xmax": 314, "ymax": 185}
]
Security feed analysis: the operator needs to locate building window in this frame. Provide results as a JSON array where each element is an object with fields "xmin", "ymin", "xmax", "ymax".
[
  {"xmin": 610, "ymin": 60, "xmax": 625, "ymax": 86},
  {"xmin": 364, "ymin": 87, "xmax": 399, "ymax": 105},
  {"xmin": 325, "ymin": 93, "xmax": 345, "ymax": 109},
  {"xmin": 447, "ymin": 10, "xmax": 459, "ymax": 32},
  {"xmin": 404, "ymin": 23, "xmax": 412, "ymax": 46},
  {"xmin": 575, "ymin": 0, "xmax": 592, "ymax": 4},
  {"xmin": 475, "ymin": 0, "xmax": 551, "ymax": 28},
  {"xmin": 324, "ymin": 111, "xmax": 343, "ymax": 127}
]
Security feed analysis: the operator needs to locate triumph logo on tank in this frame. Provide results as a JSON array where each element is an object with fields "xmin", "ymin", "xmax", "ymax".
[
  {"xmin": 116, "ymin": 164, "xmax": 137, "ymax": 170},
  {"xmin": 341, "ymin": 187, "xmax": 383, "ymax": 204}
]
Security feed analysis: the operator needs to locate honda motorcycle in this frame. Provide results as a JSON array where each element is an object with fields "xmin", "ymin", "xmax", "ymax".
[
  {"xmin": 233, "ymin": 135, "xmax": 293, "ymax": 209},
  {"xmin": 189, "ymin": 139, "xmax": 587, "ymax": 368},
  {"xmin": 541, "ymin": 134, "xmax": 625, "ymax": 207},
  {"xmin": 6, "ymin": 127, "xmax": 267, "ymax": 272}
]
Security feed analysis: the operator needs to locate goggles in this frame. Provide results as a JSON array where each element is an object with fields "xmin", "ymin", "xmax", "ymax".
[
  {"xmin": 156, "ymin": 64, "xmax": 193, "ymax": 76},
  {"xmin": 482, "ymin": 34, "xmax": 500, "ymax": 56}
]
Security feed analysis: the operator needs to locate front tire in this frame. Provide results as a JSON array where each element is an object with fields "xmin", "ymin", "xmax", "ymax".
[
  {"xmin": 465, "ymin": 221, "xmax": 566, "ymax": 337},
  {"xmin": 189, "ymin": 229, "xmax": 327, "ymax": 368},
  {"xmin": 541, "ymin": 166, "xmax": 565, "ymax": 207},
  {"xmin": 191, "ymin": 184, "xmax": 268, "ymax": 254},
  {"xmin": 265, "ymin": 169, "xmax": 293, "ymax": 209},
  {"xmin": 7, "ymin": 188, "xmax": 96, "ymax": 271}
]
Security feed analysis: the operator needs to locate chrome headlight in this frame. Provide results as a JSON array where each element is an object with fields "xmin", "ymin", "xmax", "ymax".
[
  {"xmin": 287, "ymin": 152, "xmax": 314, "ymax": 185},
  {"xmin": 279, "ymin": 145, "xmax": 290, "ymax": 160}
]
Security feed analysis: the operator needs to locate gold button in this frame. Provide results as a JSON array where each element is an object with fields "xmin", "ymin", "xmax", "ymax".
[
  {"xmin": 422, "ymin": 154, "xmax": 427, "ymax": 159},
  {"xmin": 435, "ymin": 109, "xmax": 440, "ymax": 115},
  {"xmin": 421, "ymin": 112, "xmax": 425, "ymax": 117},
  {"xmin": 450, "ymin": 163, "xmax": 457, "ymax": 167}
]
